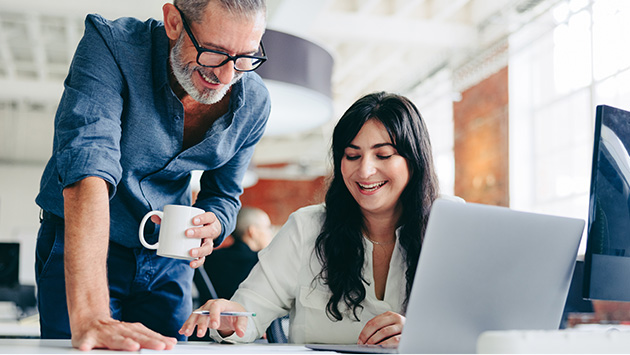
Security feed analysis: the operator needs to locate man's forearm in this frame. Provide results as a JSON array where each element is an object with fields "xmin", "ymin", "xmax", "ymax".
[{"xmin": 63, "ymin": 176, "xmax": 112, "ymax": 329}]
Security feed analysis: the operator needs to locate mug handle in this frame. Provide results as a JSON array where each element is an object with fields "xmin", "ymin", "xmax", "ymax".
[{"xmin": 139, "ymin": 210, "xmax": 163, "ymax": 250}]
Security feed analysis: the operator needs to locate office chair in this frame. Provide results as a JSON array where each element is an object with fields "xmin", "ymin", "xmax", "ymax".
[
  {"xmin": 192, "ymin": 267, "xmax": 288, "ymax": 343},
  {"xmin": 265, "ymin": 315, "xmax": 289, "ymax": 343},
  {"xmin": 193, "ymin": 267, "xmax": 218, "ymax": 302}
]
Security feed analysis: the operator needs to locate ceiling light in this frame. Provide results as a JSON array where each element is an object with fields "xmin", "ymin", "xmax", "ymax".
[{"xmin": 256, "ymin": 29, "xmax": 334, "ymax": 136}]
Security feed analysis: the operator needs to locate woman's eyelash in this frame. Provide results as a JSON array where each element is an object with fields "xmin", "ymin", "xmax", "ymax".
[{"xmin": 345, "ymin": 153, "xmax": 394, "ymax": 160}]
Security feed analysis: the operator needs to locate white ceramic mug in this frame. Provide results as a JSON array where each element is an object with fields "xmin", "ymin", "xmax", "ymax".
[{"xmin": 138, "ymin": 204, "xmax": 205, "ymax": 260}]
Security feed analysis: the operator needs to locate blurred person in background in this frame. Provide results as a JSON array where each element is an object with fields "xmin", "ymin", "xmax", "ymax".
[{"xmin": 205, "ymin": 207, "xmax": 274, "ymax": 299}]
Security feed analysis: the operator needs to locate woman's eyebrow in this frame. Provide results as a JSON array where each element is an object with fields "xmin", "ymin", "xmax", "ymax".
[
  {"xmin": 372, "ymin": 143, "xmax": 394, "ymax": 149},
  {"xmin": 346, "ymin": 142, "xmax": 394, "ymax": 150}
]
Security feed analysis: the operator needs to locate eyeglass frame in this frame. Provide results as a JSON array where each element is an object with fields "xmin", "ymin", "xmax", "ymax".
[{"xmin": 174, "ymin": 5, "xmax": 267, "ymax": 72}]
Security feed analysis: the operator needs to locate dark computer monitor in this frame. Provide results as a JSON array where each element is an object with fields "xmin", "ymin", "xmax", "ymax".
[
  {"xmin": 583, "ymin": 105, "xmax": 630, "ymax": 301},
  {"xmin": 0, "ymin": 242, "xmax": 19, "ymax": 288}
]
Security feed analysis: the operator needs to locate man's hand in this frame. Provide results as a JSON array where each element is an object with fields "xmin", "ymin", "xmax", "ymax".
[
  {"xmin": 186, "ymin": 211, "xmax": 222, "ymax": 268},
  {"xmin": 150, "ymin": 210, "xmax": 221, "ymax": 268},
  {"xmin": 71, "ymin": 316, "xmax": 177, "ymax": 351}
]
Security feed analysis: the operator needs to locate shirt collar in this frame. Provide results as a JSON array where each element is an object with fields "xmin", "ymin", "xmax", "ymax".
[{"xmin": 153, "ymin": 25, "xmax": 171, "ymax": 90}]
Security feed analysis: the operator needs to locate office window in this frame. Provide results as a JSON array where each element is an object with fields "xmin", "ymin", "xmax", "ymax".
[
  {"xmin": 410, "ymin": 69, "xmax": 455, "ymax": 197},
  {"xmin": 509, "ymin": 0, "xmax": 630, "ymax": 253}
]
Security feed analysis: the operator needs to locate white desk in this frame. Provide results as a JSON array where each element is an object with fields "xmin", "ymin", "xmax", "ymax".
[
  {"xmin": 9, "ymin": 332, "xmax": 630, "ymax": 354},
  {"xmin": 0, "ymin": 339, "xmax": 329, "ymax": 354}
]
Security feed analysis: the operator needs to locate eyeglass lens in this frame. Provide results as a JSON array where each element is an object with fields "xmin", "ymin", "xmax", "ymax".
[{"xmin": 198, "ymin": 49, "xmax": 264, "ymax": 71}]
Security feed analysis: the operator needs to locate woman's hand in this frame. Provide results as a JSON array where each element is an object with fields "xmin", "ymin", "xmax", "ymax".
[
  {"xmin": 358, "ymin": 311, "xmax": 405, "ymax": 346},
  {"xmin": 178, "ymin": 299, "xmax": 248, "ymax": 339}
]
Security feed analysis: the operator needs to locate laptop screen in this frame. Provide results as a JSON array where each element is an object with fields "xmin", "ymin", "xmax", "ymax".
[{"xmin": 398, "ymin": 199, "xmax": 584, "ymax": 353}]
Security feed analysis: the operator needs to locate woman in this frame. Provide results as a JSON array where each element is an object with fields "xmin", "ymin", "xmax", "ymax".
[{"xmin": 179, "ymin": 91, "xmax": 440, "ymax": 345}]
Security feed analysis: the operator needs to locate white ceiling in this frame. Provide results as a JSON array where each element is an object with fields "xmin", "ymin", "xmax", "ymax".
[{"xmin": 0, "ymin": 0, "xmax": 554, "ymax": 175}]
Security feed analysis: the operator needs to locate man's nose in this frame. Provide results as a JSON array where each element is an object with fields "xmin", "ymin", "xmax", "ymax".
[{"xmin": 214, "ymin": 63, "xmax": 236, "ymax": 84}]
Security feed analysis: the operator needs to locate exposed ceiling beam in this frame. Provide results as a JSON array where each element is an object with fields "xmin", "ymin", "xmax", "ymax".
[
  {"xmin": 311, "ymin": 13, "xmax": 476, "ymax": 48},
  {"xmin": 332, "ymin": 0, "xmax": 433, "ymax": 84},
  {"xmin": 335, "ymin": 47, "xmax": 407, "ymax": 105},
  {"xmin": 0, "ymin": 0, "xmax": 164, "ymax": 20},
  {"xmin": 433, "ymin": 0, "xmax": 472, "ymax": 21},
  {"xmin": 27, "ymin": 14, "xmax": 47, "ymax": 81},
  {"xmin": 266, "ymin": 0, "xmax": 329, "ymax": 38},
  {"xmin": 393, "ymin": 0, "xmax": 427, "ymax": 17},
  {"xmin": 0, "ymin": 18, "xmax": 15, "ymax": 80},
  {"xmin": 357, "ymin": 0, "xmax": 381, "ymax": 14},
  {"xmin": 331, "ymin": 43, "xmax": 376, "ymax": 84}
]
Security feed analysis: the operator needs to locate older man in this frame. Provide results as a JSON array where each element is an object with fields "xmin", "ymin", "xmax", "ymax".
[{"xmin": 35, "ymin": 0, "xmax": 269, "ymax": 351}]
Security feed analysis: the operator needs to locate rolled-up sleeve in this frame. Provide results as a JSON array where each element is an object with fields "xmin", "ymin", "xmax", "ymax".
[{"xmin": 54, "ymin": 15, "xmax": 124, "ymax": 194}]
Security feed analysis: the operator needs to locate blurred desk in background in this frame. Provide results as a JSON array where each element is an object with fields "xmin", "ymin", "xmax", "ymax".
[
  {"xmin": 0, "ymin": 315, "xmax": 39, "ymax": 338},
  {"xmin": 478, "ymin": 327, "xmax": 630, "ymax": 354}
]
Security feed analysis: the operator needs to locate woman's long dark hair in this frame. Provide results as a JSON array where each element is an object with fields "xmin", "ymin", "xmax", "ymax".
[{"xmin": 314, "ymin": 92, "xmax": 440, "ymax": 321}]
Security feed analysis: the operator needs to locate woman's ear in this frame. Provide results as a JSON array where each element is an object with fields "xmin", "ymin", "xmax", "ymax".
[{"xmin": 163, "ymin": 3, "xmax": 182, "ymax": 41}]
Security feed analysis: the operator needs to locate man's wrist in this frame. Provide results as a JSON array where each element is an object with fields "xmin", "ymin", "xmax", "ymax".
[{"xmin": 70, "ymin": 307, "xmax": 111, "ymax": 325}]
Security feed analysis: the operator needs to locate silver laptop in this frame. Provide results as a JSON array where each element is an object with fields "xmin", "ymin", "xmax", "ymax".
[{"xmin": 307, "ymin": 198, "xmax": 584, "ymax": 354}]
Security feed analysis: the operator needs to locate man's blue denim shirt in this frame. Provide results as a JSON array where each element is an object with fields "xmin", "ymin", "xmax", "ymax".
[{"xmin": 36, "ymin": 14, "xmax": 271, "ymax": 248}]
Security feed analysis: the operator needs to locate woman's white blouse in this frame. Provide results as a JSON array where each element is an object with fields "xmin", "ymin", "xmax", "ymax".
[{"xmin": 212, "ymin": 204, "xmax": 406, "ymax": 344}]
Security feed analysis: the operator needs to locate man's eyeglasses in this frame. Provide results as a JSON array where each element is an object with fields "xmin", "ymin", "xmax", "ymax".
[{"xmin": 175, "ymin": 6, "xmax": 266, "ymax": 72}]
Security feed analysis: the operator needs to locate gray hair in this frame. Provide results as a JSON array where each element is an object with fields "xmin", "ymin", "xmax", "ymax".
[
  {"xmin": 233, "ymin": 207, "xmax": 269, "ymax": 240},
  {"xmin": 173, "ymin": 0, "xmax": 266, "ymax": 23}
]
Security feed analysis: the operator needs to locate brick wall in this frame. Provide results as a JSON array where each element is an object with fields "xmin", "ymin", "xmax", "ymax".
[
  {"xmin": 453, "ymin": 66, "xmax": 509, "ymax": 206},
  {"xmin": 240, "ymin": 177, "xmax": 327, "ymax": 226}
]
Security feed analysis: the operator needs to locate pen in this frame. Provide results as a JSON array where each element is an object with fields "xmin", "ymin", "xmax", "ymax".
[{"xmin": 193, "ymin": 311, "xmax": 256, "ymax": 317}]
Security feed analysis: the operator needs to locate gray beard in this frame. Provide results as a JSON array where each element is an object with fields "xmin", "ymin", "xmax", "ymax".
[{"xmin": 170, "ymin": 34, "xmax": 242, "ymax": 105}]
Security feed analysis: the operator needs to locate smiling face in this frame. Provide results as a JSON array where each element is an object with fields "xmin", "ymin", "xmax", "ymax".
[
  {"xmin": 165, "ymin": 2, "xmax": 266, "ymax": 104},
  {"xmin": 341, "ymin": 119, "xmax": 411, "ymax": 220}
]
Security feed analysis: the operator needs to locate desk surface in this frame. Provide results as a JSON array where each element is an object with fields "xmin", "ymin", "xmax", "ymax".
[{"xmin": 0, "ymin": 339, "xmax": 329, "ymax": 354}]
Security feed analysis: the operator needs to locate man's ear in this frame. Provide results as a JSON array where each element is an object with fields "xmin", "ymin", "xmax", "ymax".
[
  {"xmin": 245, "ymin": 225, "xmax": 257, "ymax": 240},
  {"xmin": 163, "ymin": 3, "xmax": 183, "ymax": 41}
]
